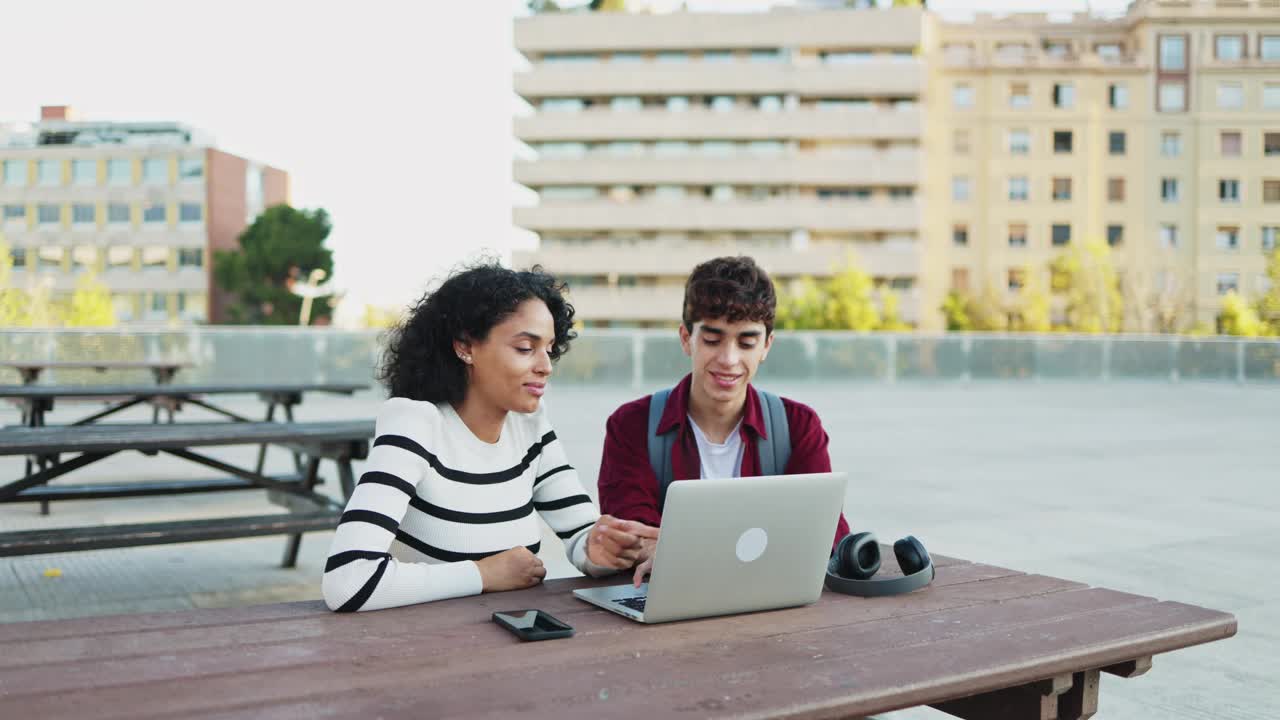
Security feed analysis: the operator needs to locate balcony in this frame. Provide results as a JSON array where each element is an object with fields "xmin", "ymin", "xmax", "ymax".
[
  {"xmin": 514, "ymin": 150, "xmax": 920, "ymax": 186},
  {"xmin": 515, "ymin": 60, "xmax": 922, "ymax": 99},
  {"xmin": 515, "ymin": 107, "xmax": 921, "ymax": 142},
  {"xmin": 514, "ymin": 8, "xmax": 922, "ymax": 54},
  {"xmin": 513, "ymin": 197, "xmax": 920, "ymax": 233},
  {"xmin": 517, "ymin": 240, "xmax": 921, "ymax": 278}
]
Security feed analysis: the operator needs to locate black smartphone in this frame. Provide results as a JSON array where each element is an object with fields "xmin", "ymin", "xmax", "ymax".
[{"xmin": 491, "ymin": 609, "xmax": 574, "ymax": 642}]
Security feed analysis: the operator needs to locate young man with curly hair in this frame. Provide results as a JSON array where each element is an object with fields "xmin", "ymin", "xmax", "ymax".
[{"xmin": 597, "ymin": 256, "xmax": 850, "ymax": 585}]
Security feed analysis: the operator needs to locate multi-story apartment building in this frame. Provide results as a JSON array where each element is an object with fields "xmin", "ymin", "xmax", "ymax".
[
  {"xmin": 512, "ymin": 7, "xmax": 926, "ymax": 327},
  {"xmin": 0, "ymin": 106, "xmax": 289, "ymax": 324},
  {"xmin": 925, "ymin": 0, "xmax": 1280, "ymax": 331}
]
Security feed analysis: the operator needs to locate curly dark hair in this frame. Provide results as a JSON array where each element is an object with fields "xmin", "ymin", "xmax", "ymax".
[
  {"xmin": 379, "ymin": 262, "xmax": 576, "ymax": 404},
  {"xmin": 682, "ymin": 255, "xmax": 777, "ymax": 334}
]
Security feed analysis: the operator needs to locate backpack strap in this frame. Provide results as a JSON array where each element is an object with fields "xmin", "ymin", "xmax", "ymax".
[
  {"xmin": 755, "ymin": 388, "xmax": 791, "ymax": 476},
  {"xmin": 647, "ymin": 388, "xmax": 676, "ymax": 511}
]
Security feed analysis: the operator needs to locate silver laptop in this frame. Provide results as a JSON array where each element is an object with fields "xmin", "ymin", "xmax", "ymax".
[{"xmin": 573, "ymin": 472, "xmax": 846, "ymax": 624}]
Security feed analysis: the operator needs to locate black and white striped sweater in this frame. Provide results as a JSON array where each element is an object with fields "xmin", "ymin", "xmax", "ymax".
[{"xmin": 322, "ymin": 397, "xmax": 609, "ymax": 612}]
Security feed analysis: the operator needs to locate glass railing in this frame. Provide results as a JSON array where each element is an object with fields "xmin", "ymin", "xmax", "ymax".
[{"xmin": 1, "ymin": 328, "xmax": 1278, "ymax": 386}]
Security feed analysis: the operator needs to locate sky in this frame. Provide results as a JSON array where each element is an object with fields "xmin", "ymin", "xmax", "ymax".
[{"xmin": 3, "ymin": 0, "xmax": 1130, "ymax": 324}]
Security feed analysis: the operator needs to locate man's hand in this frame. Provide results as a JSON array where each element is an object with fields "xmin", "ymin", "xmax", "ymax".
[
  {"xmin": 475, "ymin": 546, "xmax": 546, "ymax": 593},
  {"xmin": 585, "ymin": 515, "xmax": 660, "ymax": 570},
  {"xmin": 631, "ymin": 535, "xmax": 658, "ymax": 587}
]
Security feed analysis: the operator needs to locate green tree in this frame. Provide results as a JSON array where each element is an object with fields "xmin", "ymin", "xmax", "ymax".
[
  {"xmin": 940, "ymin": 290, "xmax": 973, "ymax": 331},
  {"xmin": 213, "ymin": 205, "xmax": 334, "ymax": 325},
  {"xmin": 1009, "ymin": 268, "xmax": 1051, "ymax": 332},
  {"xmin": 970, "ymin": 284, "xmax": 1010, "ymax": 332},
  {"xmin": 63, "ymin": 271, "xmax": 116, "ymax": 327},
  {"xmin": 0, "ymin": 241, "xmax": 32, "ymax": 327},
  {"xmin": 1258, "ymin": 248, "xmax": 1280, "ymax": 335},
  {"xmin": 822, "ymin": 264, "xmax": 880, "ymax": 330},
  {"xmin": 1049, "ymin": 240, "xmax": 1123, "ymax": 333},
  {"xmin": 776, "ymin": 277, "xmax": 826, "ymax": 330},
  {"xmin": 878, "ymin": 289, "xmax": 910, "ymax": 331},
  {"xmin": 1218, "ymin": 291, "xmax": 1263, "ymax": 337}
]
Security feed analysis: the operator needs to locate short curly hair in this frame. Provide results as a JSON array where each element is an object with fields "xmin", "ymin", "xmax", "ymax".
[
  {"xmin": 682, "ymin": 255, "xmax": 777, "ymax": 334},
  {"xmin": 379, "ymin": 262, "xmax": 576, "ymax": 404}
]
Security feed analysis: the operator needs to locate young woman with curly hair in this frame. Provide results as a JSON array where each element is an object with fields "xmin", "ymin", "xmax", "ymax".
[{"xmin": 322, "ymin": 262, "xmax": 657, "ymax": 612}]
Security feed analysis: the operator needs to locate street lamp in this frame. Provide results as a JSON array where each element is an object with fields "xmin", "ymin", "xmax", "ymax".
[{"xmin": 297, "ymin": 268, "xmax": 328, "ymax": 326}]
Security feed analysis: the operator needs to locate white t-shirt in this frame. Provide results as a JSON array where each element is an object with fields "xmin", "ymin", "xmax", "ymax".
[{"xmin": 688, "ymin": 415, "xmax": 745, "ymax": 479}]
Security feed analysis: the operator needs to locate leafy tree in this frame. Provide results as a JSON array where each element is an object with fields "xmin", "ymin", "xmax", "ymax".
[
  {"xmin": 1049, "ymin": 240, "xmax": 1123, "ymax": 333},
  {"xmin": 822, "ymin": 264, "xmax": 880, "ymax": 330},
  {"xmin": 878, "ymin": 289, "xmax": 910, "ymax": 331},
  {"xmin": 213, "ymin": 205, "xmax": 334, "ymax": 325},
  {"xmin": 1258, "ymin": 248, "xmax": 1280, "ymax": 336},
  {"xmin": 1218, "ymin": 291, "xmax": 1263, "ymax": 337},
  {"xmin": 0, "ymin": 241, "xmax": 31, "ymax": 327},
  {"xmin": 63, "ymin": 271, "xmax": 116, "ymax": 327},
  {"xmin": 776, "ymin": 277, "xmax": 826, "ymax": 330},
  {"xmin": 1009, "ymin": 267, "xmax": 1051, "ymax": 332},
  {"xmin": 940, "ymin": 290, "xmax": 973, "ymax": 331}
]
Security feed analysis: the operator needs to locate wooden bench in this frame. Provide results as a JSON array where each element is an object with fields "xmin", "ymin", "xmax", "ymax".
[
  {"xmin": 0, "ymin": 552, "xmax": 1235, "ymax": 719},
  {"xmin": 0, "ymin": 420, "xmax": 372, "ymax": 566},
  {"xmin": 2, "ymin": 360, "xmax": 193, "ymax": 385}
]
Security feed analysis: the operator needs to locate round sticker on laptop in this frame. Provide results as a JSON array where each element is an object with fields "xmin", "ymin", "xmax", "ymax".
[{"xmin": 735, "ymin": 528, "xmax": 768, "ymax": 563}]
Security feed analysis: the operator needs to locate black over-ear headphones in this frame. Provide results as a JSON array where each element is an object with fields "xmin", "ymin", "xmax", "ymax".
[{"xmin": 824, "ymin": 531, "xmax": 935, "ymax": 597}]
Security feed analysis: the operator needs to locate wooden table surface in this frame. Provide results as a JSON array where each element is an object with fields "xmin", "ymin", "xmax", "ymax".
[{"xmin": 0, "ymin": 552, "xmax": 1235, "ymax": 719}]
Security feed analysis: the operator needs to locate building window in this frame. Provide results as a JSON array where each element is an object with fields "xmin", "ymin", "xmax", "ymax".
[
  {"xmin": 542, "ymin": 53, "xmax": 597, "ymax": 64},
  {"xmin": 708, "ymin": 95, "xmax": 735, "ymax": 112},
  {"xmin": 1263, "ymin": 226, "xmax": 1279, "ymax": 251},
  {"xmin": 1219, "ymin": 179, "xmax": 1240, "ymax": 203},
  {"xmin": 702, "ymin": 49, "xmax": 733, "ymax": 63},
  {"xmin": 37, "ymin": 247, "xmax": 64, "ymax": 270},
  {"xmin": 3, "ymin": 204, "xmax": 25, "ymax": 223},
  {"xmin": 1009, "ymin": 82, "xmax": 1031, "ymax": 109},
  {"xmin": 1107, "ymin": 224, "xmax": 1124, "ymax": 247},
  {"xmin": 1265, "ymin": 132, "xmax": 1280, "ymax": 157},
  {"xmin": 1052, "ymin": 177, "xmax": 1072, "ymax": 201},
  {"xmin": 953, "ymin": 83, "xmax": 975, "ymax": 109},
  {"xmin": 143, "ymin": 203, "xmax": 167, "ymax": 224},
  {"xmin": 1053, "ymin": 130, "xmax": 1073, "ymax": 154},
  {"xmin": 178, "ymin": 248, "xmax": 204, "ymax": 268},
  {"xmin": 177, "ymin": 157, "xmax": 204, "ymax": 181},
  {"xmin": 37, "ymin": 204, "xmax": 60, "ymax": 226},
  {"xmin": 1215, "ymin": 35, "xmax": 1245, "ymax": 61},
  {"xmin": 37, "ymin": 160, "xmax": 61, "ymax": 187},
  {"xmin": 10, "ymin": 247, "xmax": 26, "ymax": 268},
  {"xmin": 1221, "ymin": 131, "xmax": 1243, "ymax": 157},
  {"xmin": 952, "ymin": 176, "xmax": 971, "ymax": 202},
  {"xmin": 952, "ymin": 224, "xmax": 969, "ymax": 247},
  {"xmin": 1217, "ymin": 82, "xmax": 1244, "ymax": 109},
  {"xmin": 1160, "ymin": 224, "xmax": 1179, "ymax": 249},
  {"xmin": 71, "ymin": 245, "xmax": 97, "ymax": 270},
  {"xmin": 611, "ymin": 52, "xmax": 642, "ymax": 63},
  {"xmin": 1009, "ymin": 176, "xmax": 1029, "ymax": 201},
  {"xmin": 1109, "ymin": 83, "xmax": 1129, "ymax": 109},
  {"xmin": 72, "ymin": 204, "xmax": 95, "ymax": 225},
  {"xmin": 1052, "ymin": 83, "xmax": 1074, "ymax": 108},
  {"xmin": 1161, "ymin": 178, "xmax": 1180, "ymax": 203},
  {"xmin": 1007, "ymin": 268, "xmax": 1026, "ymax": 292},
  {"xmin": 179, "ymin": 203, "xmax": 203, "ymax": 223},
  {"xmin": 952, "ymin": 268, "xmax": 970, "ymax": 291},
  {"xmin": 1109, "ymin": 131, "xmax": 1126, "ymax": 155},
  {"xmin": 106, "ymin": 246, "xmax": 133, "ymax": 268},
  {"xmin": 756, "ymin": 95, "xmax": 782, "ymax": 112},
  {"xmin": 1008, "ymin": 223, "xmax": 1028, "ymax": 248},
  {"xmin": 72, "ymin": 159, "xmax": 96, "ymax": 186},
  {"xmin": 656, "ymin": 51, "xmax": 688, "ymax": 63},
  {"xmin": 1217, "ymin": 272, "xmax": 1240, "ymax": 295},
  {"xmin": 1216, "ymin": 226, "xmax": 1240, "ymax": 250},
  {"xmin": 1008, "ymin": 129, "xmax": 1030, "ymax": 155},
  {"xmin": 1051, "ymin": 223, "xmax": 1071, "ymax": 246},
  {"xmin": 1161, "ymin": 131, "xmax": 1183, "ymax": 157},
  {"xmin": 1261, "ymin": 36, "xmax": 1280, "ymax": 60},
  {"xmin": 1159, "ymin": 83, "xmax": 1186, "ymax": 112},
  {"xmin": 107, "ymin": 159, "xmax": 131, "ymax": 185},
  {"xmin": 1264, "ymin": 180, "xmax": 1280, "ymax": 204},
  {"xmin": 2, "ymin": 160, "xmax": 26, "ymax": 186},
  {"xmin": 751, "ymin": 49, "xmax": 784, "ymax": 63},
  {"xmin": 666, "ymin": 96, "xmax": 690, "ymax": 112},
  {"xmin": 142, "ymin": 158, "xmax": 167, "ymax": 185},
  {"xmin": 610, "ymin": 96, "xmax": 642, "ymax": 112},
  {"xmin": 540, "ymin": 98, "xmax": 585, "ymax": 112},
  {"xmin": 953, "ymin": 129, "xmax": 970, "ymax": 155},
  {"xmin": 142, "ymin": 246, "xmax": 169, "ymax": 272},
  {"xmin": 1108, "ymin": 177, "xmax": 1125, "ymax": 202},
  {"xmin": 1159, "ymin": 35, "xmax": 1186, "ymax": 70},
  {"xmin": 108, "ymin": 203, "xmax": 130, "ymax": 225}
]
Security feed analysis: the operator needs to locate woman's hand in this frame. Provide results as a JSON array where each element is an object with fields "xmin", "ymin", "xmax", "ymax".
[
  {"xmin": 475, "ymin": 546, "xmax": 546, "ymax": 592},
  {"xmin": 585, "ymin": 515, "xmax": 660, "ymax": 570}
]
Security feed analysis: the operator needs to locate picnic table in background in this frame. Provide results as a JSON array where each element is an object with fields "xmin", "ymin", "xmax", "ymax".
[
  {"xmin": 0, "ymin": 420, "xmax": 373, "ymax": 566},
  {"xmin": 2, "ymin": 360, "xmax": 194, "ymax": 385},
  {"xmin": 0, "ymin": 551, "xmax": 1235, "ymax": 719},
  {"xmin": 0, "ymin": 382, "xmax": 371, "ymax": 515}
]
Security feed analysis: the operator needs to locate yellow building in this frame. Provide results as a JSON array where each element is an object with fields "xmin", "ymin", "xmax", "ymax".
[{"xmin": 924, "ymin": 0, "xmax": 1280, "ymax": 331}]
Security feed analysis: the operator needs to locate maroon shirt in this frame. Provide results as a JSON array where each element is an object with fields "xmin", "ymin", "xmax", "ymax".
[{"xmin": 598, "ymin": 374, "xmax": 851, "ymax": 551}]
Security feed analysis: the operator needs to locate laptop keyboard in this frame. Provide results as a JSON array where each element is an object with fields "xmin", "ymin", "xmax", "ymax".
[{"xmin": 611, "ymin": 596, "xmax": 647, "ymax": 612}]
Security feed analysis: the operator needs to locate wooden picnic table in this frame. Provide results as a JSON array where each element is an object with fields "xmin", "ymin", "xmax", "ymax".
[
  {"xmin": 3, "ymin": 360, "xmax": 194, "ymax": 385},
  {"xmin": 0, "ymin": 552, "xmax": 1235, "ymax": 719},
  {"xmin": 0, "ymin": 420, "xmax": 373, "ymax": 564}
]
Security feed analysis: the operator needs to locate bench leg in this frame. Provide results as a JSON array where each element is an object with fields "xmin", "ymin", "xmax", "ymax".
[
  {"xmin": 255, "ymin": 402, "xmax": 278, "ymax": 475},
  {"xmin": 280, "ymin": 456, "xmax": 324, "ymax": 569},
  {"xmin": 932, "ymin": 674, "xmax": 1073, "ymax": 720}
]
